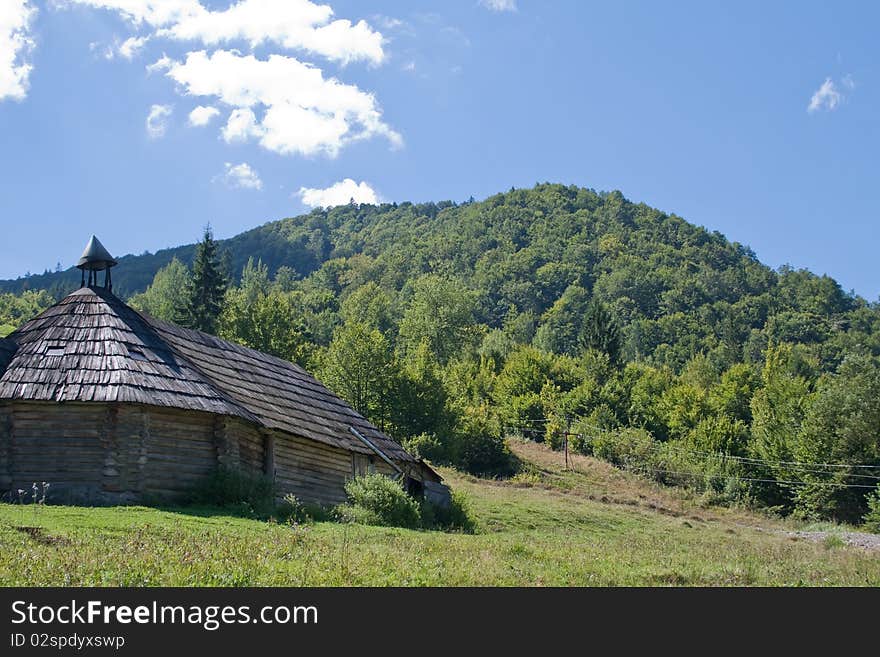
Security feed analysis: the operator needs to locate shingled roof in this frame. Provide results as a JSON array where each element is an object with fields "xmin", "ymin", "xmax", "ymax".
[{"xmin": 0, "ymin": 287, "xmax": 414, "ymax": 463}]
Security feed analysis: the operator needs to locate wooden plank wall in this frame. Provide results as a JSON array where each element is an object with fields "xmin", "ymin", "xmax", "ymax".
[
  {"xmin": 0, "ymin": 402, "xmax": 218, "ymax": 502},
  {"xmin": 0, "ymin": 401, "xmax": 418, "ymax": 507},
  {"xmin": 140, "ymin": 407, "xmax": 216, "ymax": 498},
  {"xmin": 0, "ymin": 402, "xmax": 106, "ymax": 501},
  {"xmin": 233, "ymin": 419, "xmax": 265, "ymax": 474},
  {"xmin": 272, "ymin": 431, "xmax": 356, "ymax": 506}
]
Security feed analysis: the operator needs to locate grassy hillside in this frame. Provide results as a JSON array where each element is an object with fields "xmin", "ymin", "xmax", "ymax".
[{"xmin": 1, "ymin": 441, "xmax": 877, "ymax": 586}]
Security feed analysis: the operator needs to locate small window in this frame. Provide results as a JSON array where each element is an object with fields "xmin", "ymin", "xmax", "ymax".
[
  {"xmin": 45, "ymin": 346, "xmax": 65, "ymax": 357},
  {"xmin": 127, "ymin": 347, "xmax": 148, "ymax": 362}
]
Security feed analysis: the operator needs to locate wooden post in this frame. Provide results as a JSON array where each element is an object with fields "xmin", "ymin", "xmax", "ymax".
[{"xmin": 564, "ymin": 415, "xmax": 571, "ymax": 470}]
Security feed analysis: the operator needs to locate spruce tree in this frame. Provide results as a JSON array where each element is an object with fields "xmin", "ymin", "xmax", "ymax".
[
  {"xmin": 578, "ymin": 299, "xmax": 622, "ymax": 367},
  {"xmin": 183, "ymin": 226, "xmax": 227, "ymax": 334}
]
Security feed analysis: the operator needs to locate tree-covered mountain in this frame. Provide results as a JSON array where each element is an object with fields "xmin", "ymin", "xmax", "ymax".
[
  {"xmin": 3, "ymin": 184, "xmax": 879, "ymax": 525},
  {"xmin": 4, "ymin": 183, "xmax": 875, "ymax": 369}
]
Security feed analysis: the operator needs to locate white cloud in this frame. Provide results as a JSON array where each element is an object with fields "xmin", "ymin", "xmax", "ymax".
[
  {"xmin": 118, "ymin": 35, "xmax": 149, "ymax": 59},
  {"xmin": 146, "ymin": 103, "xmax": 172, "ymax": 137},
  {"xmin": 0, "ymin": 0, "xmax": 36, "ymax": 101},
  {"xmin": 163, "ymin": 49, "xmax": 401, "ymax": 157},
  {"xmin": 480, "ymin": 0, "xmax": 518, "ymax": 12},
  {"xmin": 298, "ymin": 178, "xmax": 379, "ymax": 208},
  {"xmin": 808, "ymin": 76, "xmax": 850, "ymax": 113},
  {"xmin": 99, "ymin": 35, "xmax": 150, "ymax": 60},
  {"xmin": 146, "ymin": 53, "xmax": 173, "ymax": 73},
  {"xmin": 373, "ymin": 16, "xmax": 403, "ymax": 30},
  {"xmin": 65, "ymin": 0, "xmax": 385, "ymax": 65},
  {"xmin": 221, "ymin": 106, "xmax": 261, "ymax": 142},
  {"xmin": 215, "ymin": 161, "xmax": 263, "ymax": 190},
  {"xmin": 188, "ymin": 104, "xmax": 219, "ymax": 126},
  {"xmin": 63, "ymin": 0, "xmax": 197, "ymax": 26}
]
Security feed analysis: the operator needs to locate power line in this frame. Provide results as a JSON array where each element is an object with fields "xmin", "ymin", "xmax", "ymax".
[
  {"xmin": 615, "ymin": 464, "xmax": 879, "ymax": 490},
  {"xmin": 639, "ymin": 441, "xmax": 880, "ymax": 480},
  {"xmin": 559, "ymin": 411, "xmax": 880, "ymax": 475},
  {"xmin": 506, "ymin": 412, "xmax": 880, "ymax": 483}
]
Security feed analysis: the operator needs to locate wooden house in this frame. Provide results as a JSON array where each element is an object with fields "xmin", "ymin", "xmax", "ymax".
[{"xmin": 0, "ymin": 237, "xmax": 442, "ymax": 506}]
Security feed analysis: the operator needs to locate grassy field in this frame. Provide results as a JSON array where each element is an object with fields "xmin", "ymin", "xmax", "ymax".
[{"xmin": 1, "ymin": 440, "xmax": 878, "ymax": 586}]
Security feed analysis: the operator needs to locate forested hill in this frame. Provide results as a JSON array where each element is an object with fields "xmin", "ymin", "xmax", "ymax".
[{"xmin": 4, "ymin": 183, "xmax": 873, "ymax": 369}]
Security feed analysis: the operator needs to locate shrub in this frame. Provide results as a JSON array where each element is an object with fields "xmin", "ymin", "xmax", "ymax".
[
  {"xmin": 420, "ymin": 490, "xmax": 475, "ymax": 533},
  {"xmin": 276, "ymin": 494, "xmax": 311, "ymax": 524},
  {"xmin": 187, "ymin": 467, "xmax": 278, "ymax": 519},
  {"xmin": 402, "ymin": 432, "xmax": 449, "ymax": 463},
  {"xmin": 452, "ymin": 411, "xmax": 518, "ymax": 477},
  {"xmin": 339, "ymin": 474, "xmax": 421, "ymax": 529},
  {"xmin": 405, "ymin": 418, "xmax": 519, "ymax": 479},
  {"xmin": 864, "ymin": 485, "xmax": 880, "ymax": 534},
  {"xmin": 591, "ymin": 427, "xmax": 655, "ymax": 468}
]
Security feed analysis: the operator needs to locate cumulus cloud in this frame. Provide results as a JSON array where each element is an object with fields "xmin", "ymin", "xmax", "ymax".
[
  {"xmin": 807, "ymin": 76, "xmax": 853, "ymax": 113},
  {"xmin": 68, "ymin": 1, "xmax": 399, "ymax": 158},
  {"xmin": 146, "ymin": 103, "xmax": 172, "ymax": 137},
  {"xmin": 0, "ymin": 0, "xmax": 36, "ymax": 101},
  {"xmin": 215, "ymin": 161, "xmax": 263, "ymax": 190},
  {"xmin": 298, "ymin": 178, "xmax": 379, "ymax": 208},
  {"xmin": 480, "ymin": 0, "xmax": 518, "ymax": 12},
  {"xmin": 163, "ymin": 49, "xmax": 401, "ymax": 157},
  {"xmin": 65, "ymin": 0, "xmax": 385, "ymax": 65},
  {"xmin": 188, "ymin": 104, "xmax": 219, "ymax": 126}
]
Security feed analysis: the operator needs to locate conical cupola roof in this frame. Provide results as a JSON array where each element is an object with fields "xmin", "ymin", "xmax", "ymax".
[{"xmin": 77, "ymin": 235, "xmax": 117, "ymax": 271}]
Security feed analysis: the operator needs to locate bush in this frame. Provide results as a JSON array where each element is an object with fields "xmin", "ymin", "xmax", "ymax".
[
  {"xmin": 276, "ymin": 494, "xmax": 311, "ymax": 524},
  {"xmin": 188, "ymin": 467, "xmax": 278, "ymax": 518},
  {"xmin": 339, "ymin": 474, "xmax": 421, "ymax": 529},
  {"xmin": 864, "ymin": 485, "xmax": 880, "ymax": 534},
  {"xmin": 420, "ymin": 491, "xmax": 475, "ymax": 533},
  {"xmin": 457, "ymin": 431, "xmax": 515, "ymax": 477},
  {"xmin": 591, "ymin": 427, "xmax": 655, "ymax": 468},
  {"xmin": 452, "ymin": 411, "xmax": 518, "ymax": 477},
  {"xmin": 402, "ymin": 432, "xmax": 449, "ymax": 463},
  {"xmin": 405, "ymin": 419, "xmax": 518, "ymax": 479}
]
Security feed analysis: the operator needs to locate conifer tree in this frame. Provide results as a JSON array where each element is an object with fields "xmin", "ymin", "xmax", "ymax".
[
  {"xmin": 183, "ymin": 226, "xmax": 227, "ymax": 334},
  {"xmin": 578, "ymin": 299, "xmax": 622, "ymax": 367}
]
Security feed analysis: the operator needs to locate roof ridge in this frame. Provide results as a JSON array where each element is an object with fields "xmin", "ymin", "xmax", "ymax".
[{"xmin": 143, "ymin": 312, "xmax": 311, "ymax": 375}]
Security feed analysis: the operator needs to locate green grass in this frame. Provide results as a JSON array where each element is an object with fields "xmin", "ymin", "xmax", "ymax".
[{"xmin": 1, "ymin": 441, "xmax": 878, "ymax": 586}]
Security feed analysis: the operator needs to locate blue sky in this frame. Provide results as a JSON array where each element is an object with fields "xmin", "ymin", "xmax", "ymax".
[{"xmin": 0, "ymin": 1, "xmax": 877, "ymax": 299}]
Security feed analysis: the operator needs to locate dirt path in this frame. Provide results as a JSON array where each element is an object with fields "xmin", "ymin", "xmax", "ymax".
[{"xmin": 784, "ymin": 529, "xmax": 880, "ymax": 552}]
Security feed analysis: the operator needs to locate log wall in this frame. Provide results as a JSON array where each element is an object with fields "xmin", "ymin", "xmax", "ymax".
[
  {"xmin": 272, "ymin": 431, "xmax": 353, "ymax": 507},
  {"xmin": 0, "ymin": 401, "xmax": 427, "ymax": 507}
]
